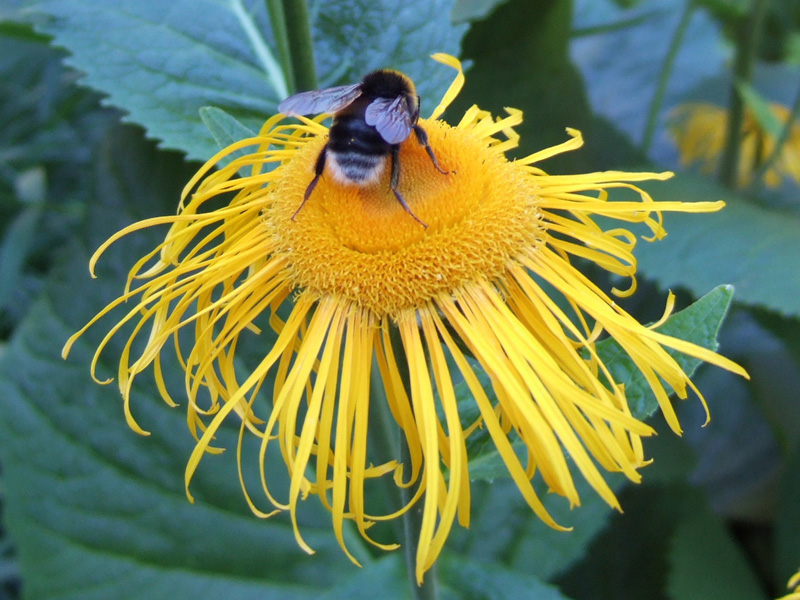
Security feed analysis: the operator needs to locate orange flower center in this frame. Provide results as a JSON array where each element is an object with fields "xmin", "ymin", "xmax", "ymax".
[{"xmin": 267, "ymin": 119, "xmax": 543, "ymax": 315}]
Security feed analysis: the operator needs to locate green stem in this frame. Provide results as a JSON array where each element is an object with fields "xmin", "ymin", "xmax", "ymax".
[
  {"xmin": 266, "ymin": 0, "xmax": 294, "ymax": 93},
  {"xmin": 641, "ymin": 0, "xmax": 695, "ymax": 154},
  {"xmin": 368, "ymin": 325, "xmax": 437, "ymax": 600},
  {"xmin": 718, "ymin": 0, "xmax": 771, "ymax": 188},
  {"xmin": 747, "ymin": 83, "xmax": 800, "ymax": 192},
  {"xmin": 280, "ymin": 0, "xmax": 317, "ymax": 92}
]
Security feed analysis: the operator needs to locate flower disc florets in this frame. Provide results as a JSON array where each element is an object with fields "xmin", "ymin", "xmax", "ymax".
[{"xmin": 270, "ymin": 118, "xmax": 541, "ymax": 315}]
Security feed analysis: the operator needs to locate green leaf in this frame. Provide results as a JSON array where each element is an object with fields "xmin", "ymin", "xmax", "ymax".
[
  {"xmin": 502, "ymin": 474, "xmax": 625, "ymax": 581},
  {"xmin": 454, "ymin": 0, "xmax": 608, "ymax": 171},
  {"xmin": 498, "ymin": 417, "xmax": 700, "ymax": 586},
  {"xmin": 572, "ymin": 0, "xmax": 729, "ymax": 158},
  {"xmin": 0, "ymin": 18, "xmax": 51, "ymax": 43},
  {"xmin": 750, "ymin": 313, "xmax": 800, "ymax": 449},
  {"xmin": 634, "ymin": 175, "xmax": 800, "ymax": 318},
  {"xmin": 0, "ymin": 35, "xmax": 118, "ymax": 333},
  {"xmin": 599, "ymin": 285, "xmax": 735, "ymax": 420},
  {"xmin": 0, "ymin": 126, "xmax": 407, "ymax": 599},
  {"xmin": 451, "ymin": 0, "xmax": 510, "ymax": 23},
  {"xmin": 12, "ymin": 166, "xmax": 47, "ymax": 205},
  {"xmin": 465, "ymin": 285, "xmax": 735, "ymax": 482},
  {"xmin": 462, "ymin": 424, "xmax": 699, "ymax": 586},
  {"xmin": 0, "ymin": 253, "xmax": 361, "ymax": 600},
  {"xmin": 318, "ymin": 557, "xmax": 409, "ymax": 600},
  {"xmin": 19, "ymin": 0, "xmax": 282, "ymax": 161},
  {"xmin": 555, "ymin": 482, "xmax": 694, "ymax": 600},
  {"xmin": 200, "ymin": 106, "xmax": 258, "ymax": 151},
  {"xmin": 451, "ymin": 288, "xmax": 734, "ymax": 582},
  {"xmin": 556, "ymin": 467, "xmax": 768, "ymax": 600},
  {"xmin": 680, "ymin": 362, "xmax": 782, "ymax": 522},
  {"xmin": 0, "ymin": 35, "xmax": 115, "ymax": 171},
  {"xmin": 694, "ymin": 0, "xmax": 749, "ymax": 19},
  {"xmin": 667, "ymin": 509, "xmax": 768, "ymax": 600},
  {"xmin": 439, "ymin": 554, "xmax": 573, "ymax": 600},
  {"xmin": 21, "ymin": 0, "xmax": 466, "ymax": 161},
  {"xmin": 736, "ymin": 81, "xmax": 784, "ymax": 139},
  {"xmin": 310, "ymin": 0, "xmax": 467, "ymax": 105},
  {"xmin": 786, "ymin": 33, "xmax": 800, "ymax": 65},
  {"xmin": 199, "ymin": 106, "xmax": 259, "ymax": 169},
  {"xmin": 0, "ymin": 206, "xmax": 42, "ymax": 312}
]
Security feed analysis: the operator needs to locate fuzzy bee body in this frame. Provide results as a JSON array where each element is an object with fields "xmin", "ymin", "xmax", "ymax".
[
  {"xmin": 278, "ymin": 70, "xmax": 448, "ymax": 227},
  {"xmin": 327, "ymin": 109, "xmax": 390, "ymax": 185}
]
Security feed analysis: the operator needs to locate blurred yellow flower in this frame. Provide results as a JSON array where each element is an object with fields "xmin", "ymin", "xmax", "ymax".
[
  {"xmin": 670, "ymin": 101, "xmax": 800, "ymax": 188},
  {"xmin": 64, "ymin": 54, "xmax": 746, "ymax": 582},
  {"xmin": 779, "ymin": 570, "xmax": 800, "ymax": 600}
]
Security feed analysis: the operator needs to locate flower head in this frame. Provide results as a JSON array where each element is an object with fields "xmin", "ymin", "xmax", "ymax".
[
  {"xmin": 670, "ymin": 101, "xmax": 800, "ymax": 188},
  {"xmin": 64, "ymin": 54, "xmax": 746, "ymax": 582}
]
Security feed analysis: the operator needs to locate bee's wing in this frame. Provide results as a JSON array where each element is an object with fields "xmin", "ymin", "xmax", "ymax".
[
  {"xmin": 365, "ymin": 95, "xmax": 415, "ymax": 144},
  {"xmin": 278, "ymin": 83, "xmax": 363, "ymax": 116}
]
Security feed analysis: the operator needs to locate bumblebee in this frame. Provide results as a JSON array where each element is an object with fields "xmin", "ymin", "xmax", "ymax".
[{"xmin": 278, "ymin": 69, "xmax": 449, "ymax": 227}]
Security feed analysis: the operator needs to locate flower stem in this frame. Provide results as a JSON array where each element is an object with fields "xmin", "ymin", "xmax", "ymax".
[
  {"xmin": 368, "ymin": 324, "xmax": 438, "ymax": 600},
  {"xmin": 747, "ymin": 82, "xmax": 800, "ymax": 192},
  {"xmin": 718, "ymin": 0, "xmax": 771, "ymax": 189},
  {"xmin": 641, "ymin": 0, "xmax": 695, "ymax": 154},
  {"xmin": 277, "ymin": 0, "xmax": 317, "ymax": 93},
  {"xmin": 266, "ymin": 0, "xmax": 294, "ymax": 93}
]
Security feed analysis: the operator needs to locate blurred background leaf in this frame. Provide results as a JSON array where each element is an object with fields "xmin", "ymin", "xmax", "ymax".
[
  {"xmin": 13, "ymin": 0, "xmax": 466, "ymax": 161},
  {"xmin": 633, "ymin": 176, "xmax": 800, "ymax": 318},
  {"xmin": 571, "ymin": 0, "xmax": 731, "ymax": 165}
]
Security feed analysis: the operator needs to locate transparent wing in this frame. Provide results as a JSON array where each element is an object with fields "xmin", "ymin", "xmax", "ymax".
[
  {"xmin": 278, "ymin": 83, "xmax": 363, "ymax": 116},
  {"xmin": 365, "ymin": 95, "xmax": 415, "ymax": 144}
]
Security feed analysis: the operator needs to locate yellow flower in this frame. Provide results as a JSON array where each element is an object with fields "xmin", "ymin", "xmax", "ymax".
[
  {"xmin": 779, "ymin": 570, "xmax": 800, "ymax": 600},
  {"xmin": 670, "ymin": 101, "xmax": 800, "ymax": 188},
  {"xmin": 63, "ymin": 54, "xmax": 746, "ymax": 583}
]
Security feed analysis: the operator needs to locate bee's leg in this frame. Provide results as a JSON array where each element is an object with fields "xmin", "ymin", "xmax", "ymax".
[
  {"xmin": 413, "ymin": 124, "xmax": 450, "ymax": 175},
  {"xmin": 390, "ymin": 145, "xmax": 428, "ymax": 228},
  {"xmin": 291, "ymin": 145, "xmax": 327, "ymax": 221}
]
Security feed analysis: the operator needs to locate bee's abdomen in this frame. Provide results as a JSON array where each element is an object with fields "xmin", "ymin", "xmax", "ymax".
[{"xmin": 327, "ymin": 114, "xmax": 391, "ymax": 185}]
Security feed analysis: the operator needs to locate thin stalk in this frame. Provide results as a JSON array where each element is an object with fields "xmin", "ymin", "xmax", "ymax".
[
  {"xmin": 641, "ymin": 0, "xmax": 695, "ymax": 154},
  {"xmin": 747, "ymin": 82, "xmax": 800, "ymax": 191},
  {"xmin": 266, "ymin": 0, "xmax": 294, "ymax": 93},
  {"xmin": 378, "ymin": 324, "xmax": 438, "ymax": 600},
  {"xmin": 719, "ymin": 0, "xmax": 771, "ymax": 188},
  {"xmin": 280, "ymin": 0, "xmax": 317, "ymax": 92}
]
